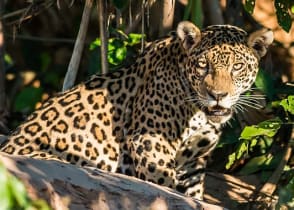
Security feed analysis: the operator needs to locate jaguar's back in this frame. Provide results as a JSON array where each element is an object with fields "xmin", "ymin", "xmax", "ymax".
[{"xmin": 1, "ymin": 52, "xmax": 150, "ymax": 168}]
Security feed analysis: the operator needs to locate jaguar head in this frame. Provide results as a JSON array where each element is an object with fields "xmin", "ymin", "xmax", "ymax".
[{"xmin": 177, "ymin": 21, "xmax": 273, "ymax": 123}]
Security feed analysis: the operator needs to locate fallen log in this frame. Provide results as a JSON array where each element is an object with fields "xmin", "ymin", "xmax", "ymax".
[{"xmin": 0, "ymin": 153, "xmax": 226, "ymax": 210}]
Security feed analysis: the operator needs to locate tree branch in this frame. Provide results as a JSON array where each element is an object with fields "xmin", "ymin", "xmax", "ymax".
[
  {"xmin": 97, "ymin": 0, "xmax": 108, "ymax": 74},
  {"xmin": 62, "ymin": 0, "xmax": 93, "ymax": 91}
]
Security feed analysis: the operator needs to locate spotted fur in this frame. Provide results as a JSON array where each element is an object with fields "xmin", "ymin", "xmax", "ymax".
[{"xmin": 0, "ymin": 21, "xmax": 273, "ymax": 199}]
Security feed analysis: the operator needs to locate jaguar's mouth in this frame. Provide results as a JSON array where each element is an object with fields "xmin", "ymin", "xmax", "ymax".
[{"xmin": 204, "ymin": 105, "xmax": 232, "ymax": 116}]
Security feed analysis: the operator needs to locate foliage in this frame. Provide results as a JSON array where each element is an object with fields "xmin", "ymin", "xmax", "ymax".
[
  {"xmin": 255, "ymin": 68, "xmax": 275, "ymax": 100},
  {"xmin": 244, "ymin": 0, "xmax": 294, "ymax": 32},
  {"xmin": 111, "ymin": 0, "xmax": 128, "ymax": 10},
  {"xmin": 183, "ymin": 0, "xmax": 203, "ymax": 28},
  {"xmin": 277, "ymin": 170, "xmax": 294, "ymax": 209},
  {"xmin": 223, "ymin": 94, "xmax": 294, "ymax": 206},
  {"xmin": 0, "ymin": 162, "xmax": 51, "ymax": 210},
  {"xmin": 13, "ymin": 86, "xmax": 43, "ymax": 113},
  {"xmin": 221, "ymin": 64, "xmax": 294, "ymax": 207},
  {"xmin": 225, "ymin": 118, "xmax": 281, "ymax": 170},
  {"xmin": 280, "ymin": 95, "xmax": 294, "ymax": 115},
  {"xmin": 244, "ymin": 0, "xmax": 255, "ymax": 14},
  {"xmin": 275, "ymin": 0, "xmax": 293, "ymax": 32},
  {"xmin": 89, "ymin": 30, "xmax": 143, "ymax": 73}
]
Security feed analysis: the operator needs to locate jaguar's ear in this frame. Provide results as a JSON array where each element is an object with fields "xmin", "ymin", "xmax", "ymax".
[
  {"xmin": 247, "ymin": 28, "xmax": 274, "ymax": 59},
  {"xmin": 177, "ymin": 21, "xmax": 201, "ymax": 52}
]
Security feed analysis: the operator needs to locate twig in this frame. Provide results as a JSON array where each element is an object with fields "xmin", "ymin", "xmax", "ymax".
[
  {"xmin": 62, "ymin": 0, "xmax": 93, "ymax": 91},
  {"xmin": 98, "ymin": 0, "xmax": 108, "ymax": 74},
  {"xmin": 5, "ymin": 34, "xmax": 76, "ymax": 44},
  {"xmin": 141, "ymin": 0, "xmax": 145, "ymax": 53},
  {"xmin": 125, "ymin": 12, "xmax": 142, "ymax": 34},
  {"xmin": 2, "ymin": 1, "xmax": 54, "ymax": 26},
  {"xmin": 0, "ymin": 8, "xmax": 27, "ymax": 20}
]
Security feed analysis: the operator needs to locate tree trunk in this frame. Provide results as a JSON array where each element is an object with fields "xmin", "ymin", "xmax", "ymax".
[
  {"xmin": 97, "ymin": 0, "xmax": 108, "ymax": 74},
  {"xmin": 148, "ymin": 0, "xmax": 175, "ymax": 39}
]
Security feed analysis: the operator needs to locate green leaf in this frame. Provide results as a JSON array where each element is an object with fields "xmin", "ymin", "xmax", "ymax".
[
  {"xmin": 9, "ymin": 175, "xmax": 29, "ymax": 207},
  {"xmin": 89, "ymin": 30, "xmax": 143, "ymax": 71},
  {"xmin": 237, "ymin": 141, "xmax": 248, "ymax": 159},
  {"xmin": 239, "ymin": 148, "xmax": 283, "ymax": 176},
  {"xmin": 30, "ymin": 199, "xmax": 52, "ymax": 210},
  {"xmin": 274, "ymin": 83, "xmax": 294, "ymax": 95},
  {"xmin": 0, "ymin": 162, "xmax": 51, "ymax": 210},
  {"xmin": 218, "ymin": 119, "xmax": 240, "ymax": 148},
  {"xmin": 240, "ymin": 118, "xmax": 281, "ymax": 140},
  {"xmin": 244, "ymin": 0, "xmax": 256, "ymax": 14},
  {"xmin": 107, "ymin": 39, "xmax": 127, "ymax": 65},
  {"xmin": 40, "ymin": 52, "xmax": 51, "ymax": 72},
  {"xmin": 115, "ymin": 46, "xmax": 127, "ymax": 61},
  {"xmin": 111, "ymin": 0, "xmax": 128, "ymax": 10},
  {"xmin": 280, "ymin": 95, "xmax": 294, "ymax": 115},
  {"xmin": 190, "ymin": 0, "xmax": 203, "ymax": 29},
  {"xmin": 241, "ymin": 127, "xmax": 272, "ymax": 139},
  {"xmin": 258, "ymin": 118, "xmax": 282, "ymax": 130},
  {"xmin": 0, "ymin": 162, "xmax": 29, "ymax": 209},
  {"xmin": 88, "ymin": 48, "xmax": 102, "ymax": 75},
  {"xmin": 0, "ymin": 164, "xmax": 12, "ymax": 210},
  {"xmin": 108, "ymin": 38, "xmax": 125, "ymax": 52},
  {"xmin": 89, "ymin": 38, "xmax": 101, "ymax": 50},
  {"xmin": 255, "ymin": 68, "xmax": 275, "ymax": 99},
  {"xmin": 238, "ymin": 155, "xmax": 270, "ymax": 175},
  {"xmin": 225, "ymin": 141, "xmax": 248, "ymax": 169},
  {"xmin": 226, "ymin": 152, "xmax": 237, "ymax": 169},
  {"xmin": 249, "ymin": 138, "xmax": 258, "ymax": 150},
  {"xmin": 277, "ymin": 176, "xmax": 294, "ymax": 208},
  {"xmin": 14, "ymin": 86, "xmax": 43, "ymax": 113},
  {"xmin": 275, "ymin": 0, "xmax": 292, "ymax": 32},
  {"xmin": 128, "ymin": 33, "xmax": 144, "ymax": 45},
  {"xmin": 4, "ymin": 54, "xmax": 14, "ymax": 65},
  {"xmin": 44, "ymin": 71, "xmax": 61, "ymax": 89}
]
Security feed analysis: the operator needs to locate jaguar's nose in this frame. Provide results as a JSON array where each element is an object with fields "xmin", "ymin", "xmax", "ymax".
[{"xmin": 207, "ymin": 90, "xmax": 228, "ymax": 101}]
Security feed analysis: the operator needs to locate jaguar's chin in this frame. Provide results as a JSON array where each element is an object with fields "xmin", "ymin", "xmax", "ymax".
[{"xmin": 204, "ymin": 105, "xmax": 233, "ymax": 124}]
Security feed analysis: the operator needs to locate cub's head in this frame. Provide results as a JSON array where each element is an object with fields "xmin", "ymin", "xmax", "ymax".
[{"xmin": 177, "ymin": 21, "xmax": 273, "ymax": 123}]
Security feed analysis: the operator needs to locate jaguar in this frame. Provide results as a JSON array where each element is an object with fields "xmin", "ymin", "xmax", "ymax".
[{"xmin": 0, "ymin": 21, "xmax": 273, "ymax": 200}]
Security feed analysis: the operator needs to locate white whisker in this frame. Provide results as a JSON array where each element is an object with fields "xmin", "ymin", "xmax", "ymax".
[
  {"xmin": 238, "ymin": 99, "xmax": 263, "ymax": 106},
  {"xmin": 237, "ymin": 101, "xmax": 263, "ymax": 109}
]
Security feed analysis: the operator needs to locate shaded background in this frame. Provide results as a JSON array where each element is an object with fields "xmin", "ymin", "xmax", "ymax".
[{"xmin": 0, "ymin": 0, "xmax": 294, "ymax": 209}]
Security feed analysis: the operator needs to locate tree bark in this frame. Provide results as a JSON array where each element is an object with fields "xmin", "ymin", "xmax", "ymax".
[
  {"xmin": 62, "ymin": 0, "xmax": 93, "ymax": 91},
  {"xmin": 97, "ymin": 0, "xmax": 108, "ymax": 74},
  {"xmin": 202, "ymin": 0, "xmax": 224, "ymax": 26},
  {"xmin": 148, "ymin": 0, "xmax": 175, "ymax": 39},
  {"xmin": 0, "ymin": 153, "xmax": 226, "ymax": 210}
]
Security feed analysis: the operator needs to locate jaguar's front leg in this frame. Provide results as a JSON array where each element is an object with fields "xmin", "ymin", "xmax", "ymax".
[
  {"xmin": 175, "ymin": 133, "xmax": 219, "ymax": 200},
  {"xmin": 127, "ymin": 132, "xmax": 178, "ymax": 189},
  {"xmin": 175, "ymin": 156, "xmax": 208, "ymax": 200}
]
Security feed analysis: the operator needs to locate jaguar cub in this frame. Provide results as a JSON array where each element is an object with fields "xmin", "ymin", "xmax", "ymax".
[{"xmin": 0, "ymin": 21, "xmax": 273, "ymax": 199}]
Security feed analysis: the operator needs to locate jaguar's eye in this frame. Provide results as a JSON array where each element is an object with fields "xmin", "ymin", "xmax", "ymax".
[
  {"xmin": 197, "ymin": 57, "xmax": 207, "ymax": 68},
  {"xmin": 232, "ymin": 63, "xmax": 244, "ymax": 71}
]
